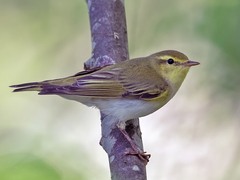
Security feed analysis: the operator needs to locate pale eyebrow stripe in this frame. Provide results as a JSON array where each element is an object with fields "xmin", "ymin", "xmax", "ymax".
[{"xmin": 156, "ymin": 55, "xmax": 171, "ymax": 60}]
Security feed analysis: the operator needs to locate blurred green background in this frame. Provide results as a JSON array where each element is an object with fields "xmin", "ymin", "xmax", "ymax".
[{"xmin": 1, "ymin": 0, "xmax": 240, "ymax": 179}]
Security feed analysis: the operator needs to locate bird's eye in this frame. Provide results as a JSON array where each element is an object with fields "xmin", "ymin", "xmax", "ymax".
[{"xmin": 167, "ymin": 58, "xmax": 174, "ymax": 64}]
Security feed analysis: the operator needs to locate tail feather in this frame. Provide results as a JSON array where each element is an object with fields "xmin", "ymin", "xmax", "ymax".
[
  {"xmin": 10, "ymin": 82, "xmax": 43, "ymax": 92},
  {"xmin": 10, "ymin": 82, "xmax": 40, "ymax": 88},
  {"xmin": 10, "ymin": 81, "xmax": 66, "ymax": 95}
]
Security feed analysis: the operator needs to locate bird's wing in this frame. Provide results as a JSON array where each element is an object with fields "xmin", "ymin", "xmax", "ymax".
[
  {"xmin": 11, "ymin": 60, "xmax": 169, "ymax": 100},
  {"xmin": 53, "ymin": 60, "xmax": 168, "ymax": 100}
]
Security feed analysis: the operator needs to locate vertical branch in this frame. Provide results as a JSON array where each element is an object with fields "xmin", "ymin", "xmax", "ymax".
[
  {"xmin": 85, "ymin": 0, "xmax": 147, "ymax": 180},
  {"xmin": 84, "ymin": 0, "xmax": 129, "ymax": 69}
]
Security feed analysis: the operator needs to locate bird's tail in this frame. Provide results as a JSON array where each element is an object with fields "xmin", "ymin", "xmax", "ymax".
[{"xmin": 10, "ymin": 82, "xmax": 43, "ymax": 92}]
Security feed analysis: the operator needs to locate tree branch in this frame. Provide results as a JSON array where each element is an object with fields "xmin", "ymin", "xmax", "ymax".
[{"xmin": 85, "ymin": 0, "xmax": 147, "ymax": 179}]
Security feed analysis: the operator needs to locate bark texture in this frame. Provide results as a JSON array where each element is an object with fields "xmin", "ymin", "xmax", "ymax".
[{"xmin": 85, "ymin": 0, "xmax": 147, "ymax": 180}]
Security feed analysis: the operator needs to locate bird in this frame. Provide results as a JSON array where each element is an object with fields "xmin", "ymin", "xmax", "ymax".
[{"xmin": 10, "ymin": 50, "xmax": 199, "ymax": 162}]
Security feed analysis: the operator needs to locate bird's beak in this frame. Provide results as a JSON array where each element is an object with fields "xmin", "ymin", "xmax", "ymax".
[{"xmin": 185, "ymin": 60, "xmax": 200, "ymax": 67}]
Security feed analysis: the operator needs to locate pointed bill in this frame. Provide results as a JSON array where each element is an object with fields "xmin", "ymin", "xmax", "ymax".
[{"xmin": 185, "ymin": 60, "xmax": 200, "ymax": 67}]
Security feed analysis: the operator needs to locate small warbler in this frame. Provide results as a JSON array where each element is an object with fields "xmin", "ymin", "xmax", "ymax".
[{"xmin": 11, "ymin": 50, "xmax": 199, "ymax": 161}]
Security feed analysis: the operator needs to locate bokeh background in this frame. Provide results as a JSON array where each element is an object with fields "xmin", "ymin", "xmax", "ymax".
[{"xmin": 1, "ymin": 0, "xmax": 240, "ymax": 179}]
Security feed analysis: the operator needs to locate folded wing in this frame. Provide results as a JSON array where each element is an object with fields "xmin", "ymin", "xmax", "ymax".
[{"xmin": 11, "ymin": 59, "xmax": 168, "ymax": 100}]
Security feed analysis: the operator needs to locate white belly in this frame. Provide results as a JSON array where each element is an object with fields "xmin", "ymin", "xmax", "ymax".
[
  {"xmin": 60, "ymin": 95, "xmax": 168, "ymax": 122},
  {"xmin": 93, "ymin": 98, "xmax": 163, "ymax": 121}
]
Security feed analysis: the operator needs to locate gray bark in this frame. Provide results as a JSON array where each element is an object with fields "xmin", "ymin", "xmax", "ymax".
[{"xmin": 85, "ymin": 0, "xmax": 147, "ymax": 180}]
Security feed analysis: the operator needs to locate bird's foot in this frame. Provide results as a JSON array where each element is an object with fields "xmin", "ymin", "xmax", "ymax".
[
  {"xmin": 125, "ymin": 149, "xmax": 151, "ymax": 164},
  {"xmin": 117, "ymin": 121, "xmax": 151, "ymax": 164}
]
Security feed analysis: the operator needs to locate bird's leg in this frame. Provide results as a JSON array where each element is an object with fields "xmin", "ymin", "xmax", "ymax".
[{"xmin": 117, "ymin": 121, "xmax": 151, "ymax": 163}]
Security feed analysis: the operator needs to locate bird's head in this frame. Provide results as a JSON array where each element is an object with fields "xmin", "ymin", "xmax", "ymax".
[{"xmin": 150, "ymin": 50, "xmax": 200, "ymax": 91}]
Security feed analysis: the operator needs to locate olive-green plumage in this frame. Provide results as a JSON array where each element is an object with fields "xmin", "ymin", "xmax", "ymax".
[{"xmin": 11, "ymin": 50, "xmax": 199, "ymax": 121}]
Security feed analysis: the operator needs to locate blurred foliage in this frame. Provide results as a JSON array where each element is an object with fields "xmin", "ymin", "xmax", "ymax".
[
  {"xmin": 0, "ymin": 153, "xmax": 61, "ymax": 180},
  {"xmin": 198, "ymin": 0, "xmax": 240, "ymax": 96},
  {"xmin": 1, "ymin": 0, "xmax": 89, "ymax": 75}
]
